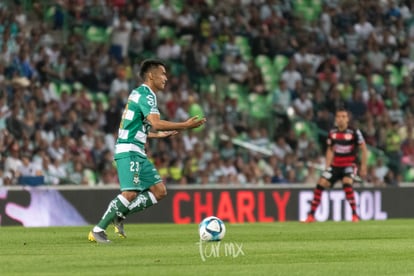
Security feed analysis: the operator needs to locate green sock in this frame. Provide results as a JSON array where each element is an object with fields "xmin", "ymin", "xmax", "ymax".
[
  {"xmin": 97, "ymin": 195, "xmax": 130, "ymax": 230},
  {"xmin": 126, "ymin": 191, "xmax": 158, "ymax": 215}
]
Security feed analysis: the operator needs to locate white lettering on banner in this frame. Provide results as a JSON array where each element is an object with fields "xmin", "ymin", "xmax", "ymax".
[
  {"xmin": 330, "ymin": 191, "xmax": 344, "ymax": 221},
  {"xmin": 375, "ymin": 192, "xmax": 387, "ymax": 220},
  {"xmin": 315, "ymin": 191, "xmax": 329, "ymax": 221},
  {"xmin": 299, "ymin": 190, "xmax": 388, "ymax": 221},
  {"xmin": 360, "ymin": 191, "xmax": 374, "ymax": 220}
]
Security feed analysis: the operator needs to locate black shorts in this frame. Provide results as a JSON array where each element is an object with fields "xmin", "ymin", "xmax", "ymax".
[{"xmin": 321, "ymin": 166, "xmax": 356, "ymax": 187}]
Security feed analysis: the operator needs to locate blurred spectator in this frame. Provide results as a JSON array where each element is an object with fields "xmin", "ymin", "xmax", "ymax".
[
  {"xmin": 366, "ymin": 43, "xmax": 387, "ymax": 73},
  {"xmin": 17, "ymin": 154, "xmax": 41, "ymax": 176},
  {"xmin": 223, "ymin": 55, "xmax": 249, "ymax": 84},
  {"xmin": 354, "ymin": 14, "xmax": 374, "ymax": 40},
  {"xmin": 156, "ymin": 38, "xmax": 182, "ymax": 61},
  {"xmin": 292, "ymin": 92, "xmax": 313, "ymax": 120},
  {"xmin": 109, "ymin": 66, "xmax": 129, "ymax": 98},
  {"xmin": 4, "ymin": 142, "xmax": 22, "ymax": 181},
  {"xmin": 346, "ymin": 87, "xmax": 367, "ymax": 121},
  {"xmin": 110, "ymin": 13, "xmax": 132, "ymax": 62},
  {"xmin": 281, "ymin": 60, "xmax": 302, "ymax": 91},
  {"xmin": 157, "ymin": 0, "xmax": 177, "ymax": 27},
  {"xmin": 270, "ymin": 136, "xmax": 292, "ymax": 160},
  {"xmin": 5, "ymin": 103, "xmax": 24, "ymax": 138}
]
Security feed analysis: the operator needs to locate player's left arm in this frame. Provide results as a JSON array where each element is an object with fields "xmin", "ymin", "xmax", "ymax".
[
  {"xmin": 357, "ymin": 129, "xmax": 368, "ymax": 178},
  {"xmin": 359, "ymin": 142, "xmax": 368, "ymax": 178},
  {"xmin": 148, "ymin": 130, "xmax": 178, "ymax": 138}
]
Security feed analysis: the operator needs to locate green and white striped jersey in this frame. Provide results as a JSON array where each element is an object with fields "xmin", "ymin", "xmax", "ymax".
[{"xmin": 114, "ymin": 84, "xmax": 159, "ymax": 159}]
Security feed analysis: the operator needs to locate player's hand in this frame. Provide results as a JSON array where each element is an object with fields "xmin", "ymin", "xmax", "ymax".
[
  {"xmin": 157, "ymin": 131, "xmax": 178, "ymax": 138},
  {"xmin": 359, "ymin": 166, "xmax": 367, "ymax": 179},
  {"xmin": 185, "ymin": 116, "xmax": 206, "ymax": 129}
]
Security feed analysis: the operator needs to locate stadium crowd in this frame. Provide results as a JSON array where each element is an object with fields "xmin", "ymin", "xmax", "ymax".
[{"xmin": 0, "ymin": 0, "xmax": 414, "ymax": 187}]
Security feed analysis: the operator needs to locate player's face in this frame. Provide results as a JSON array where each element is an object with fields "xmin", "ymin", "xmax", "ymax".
[
  {"xmin": 335, "ymin": 111, "xmax": 349, "ymax": 130},
  {"xmin": 151, "ymin": 65, "xmax": 168, "ymax": 91}
]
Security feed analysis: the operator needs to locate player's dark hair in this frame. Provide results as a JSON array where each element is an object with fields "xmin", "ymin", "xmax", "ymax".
[
  {"xmin": 139, "ymin": 59, "xmax": 166, "ymax": 80},
  {"xmin": 335, "ymin": 106, "xmax": 348, "ymax": 114}
]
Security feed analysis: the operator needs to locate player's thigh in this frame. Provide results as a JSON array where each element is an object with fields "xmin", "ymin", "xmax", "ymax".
[
  {"xmin": 149, "ymin": 181, "xmax": 167, "ymax": 200},
  {"xmin": 138, "ymin": 157, "xmax": 163, "ymax": 190},
  {"xmin": 341, "ymin": 166, "xmax": 355, "ymax": 185},
  {"xmin": 116, "ymin": 155, "xmax": 161, "ymax": 191},
  {"xmin": 320, "ymin": 167, "xmax": 341, "ymax": 188}
]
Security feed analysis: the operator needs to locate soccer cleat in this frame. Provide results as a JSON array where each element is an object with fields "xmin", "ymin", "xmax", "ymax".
[
  {"xmin": 303, "ymin": 214, "xmax": 316, "ymax": 223},
  {"xmin": 113, "ymin": 216, "xmax": 126, "ymax": 238},
  {"xmin": 352, "ymin": 214, "xmax": 360, "ymax": 223},
  {"xmin": 88, "ymin": 230, "xmax": 111, "ymax": 243}
]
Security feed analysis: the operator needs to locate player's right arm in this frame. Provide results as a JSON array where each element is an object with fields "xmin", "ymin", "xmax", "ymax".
[
  {"xmin": 325, "ymin": 131, "xmax": 334, "ymax": 169},
  {"xmin": 147, "ymin": 114, "xmax": 206, "ymax": 131},
  {"xmin": 325, "ymin": 146, "xmax": 334, "ymax": 169}
]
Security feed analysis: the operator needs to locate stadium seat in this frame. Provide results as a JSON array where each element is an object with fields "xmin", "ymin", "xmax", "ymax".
[
  {"xmin": 386, "ymin": 64, "xmax": 402, "ymax": 86},
  {"xmin": 273, "ymin": 55, "xmax": 289, "ymax": 73},
  {"xmin": 371, "ymin": 74, "xmax": 384, "ymax": 86},
  {"xmin": 262, "ymin": 72, "xmax": 277, "ymax": 91},
  {"xmin": 235, "ymin": 36, "xmax": 252, "ymax": 61},
  {"xmin": 59, "ymin": 83, "xmax": 72, "ymax": 95},
  {"xmin": 85, "ymin": 26, "xmax": 111, "ymax": 43},
  {"xmin": 255, "ymin": 55, "xmax": 272, "ymax": 67},
  {"xmin": 403, "ymin": 167, "xmax": 414, "ymax": 182},
  {"xmin": 208, "ymin": 53, "xmax": 221, "ymax": 72},
  {"xmin": 226, "ymin": 83, "xmax": 248, "ymax": 112},
  {"xmin": 157, "ymin": 26, "xmax": 175, "ymax": 39},
  {"xmin": 151, "ymin": 0, "xmax": 183, "ymax": 12},
  {"xmin": 84, "ymin": 169, "xmax": 97, "ymax": 186},
  {"xmin": 248, "ymin": 93, "xmax": 271, "ymax": 119},
  {"xmin": 44, "ymin": 5, "xmax": 56, "ymax": 22},
  {"xmin": 293, "ymin": 120, "xmax": 313, "ymax": 138}
]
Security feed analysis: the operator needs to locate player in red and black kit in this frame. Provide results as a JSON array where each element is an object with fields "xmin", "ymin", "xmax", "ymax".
[{"xmin": 304, "ymin": 107, "xmax": 367, "ymax": 223}]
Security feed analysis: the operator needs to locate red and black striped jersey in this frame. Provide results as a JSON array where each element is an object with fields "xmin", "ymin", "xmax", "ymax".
[{"xmin": 327, "ymin": 126, "xmax": 365, "ymax": 167}]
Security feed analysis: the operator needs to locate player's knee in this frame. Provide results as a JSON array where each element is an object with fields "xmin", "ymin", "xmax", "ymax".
[
  {"xmin": 157, "ymin": 188, "xmax": 167, "ymax": 200},
  {"xmin": 318, "ymin": 178, "xmax": 330, "ymax": 188},
  {"xmin": 151, "ymin": 182, "xmax": 167, "ymax": 200},
  {"xmin": 122, "ymin": 191, "xmax": 138, "ymax": 202},
  {"xmin": 342, "ymin": 177, "xmax": 353, "ymax": 186}
]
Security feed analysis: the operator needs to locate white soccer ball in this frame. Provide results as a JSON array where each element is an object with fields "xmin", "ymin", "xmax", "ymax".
[{"xmin": 198, "ymin": 216, "xmax": 226, "ymax": 241}]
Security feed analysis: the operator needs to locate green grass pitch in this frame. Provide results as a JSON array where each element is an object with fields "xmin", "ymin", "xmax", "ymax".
[{"xmin": 1, "ymin": 219, "xmax": 414, "ymax": 276}]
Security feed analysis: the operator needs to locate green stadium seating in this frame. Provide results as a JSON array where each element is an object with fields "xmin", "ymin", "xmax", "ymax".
[
  {"xmin": 273, "ymin": 55, "xmax": 289, "ymax": 73},
  {"xmin": 404, "ymin": 167, "xmax": 414, "ymax": 182},
  {"xmin": 157, "ymin": 26, "xmax": 175, "ymax": 39},
  {"xmin": 293, "ymin": 0, "xmax": 321, "ymax": 22},
  {"xmin": 150, "ymin": 0, "xmax": 184, "ymax": 12},
  {"xmin": 226, "ymin": 83, "xmax": 249, "ymax": 112},
  {"xmin": 255, "ymin": 55, "xmax": 272, "ymax": 67},
  {"xmin": 85, "ymin": 26, "xmax": 111, "ymax": 43},
  {"xmin": 248, "ymin": 93, "xmax": 271, "ymax": 119},
  {"xmin": 386, "ymin": 64, "xmax": 403, "ymax": 86},
  {"xmin": 235, "ymin": 36, "xmax": 252, "ymax": 61},
  {"xmin": 371, "ymin": 74, "xmax": 384, "ymax": 86}
]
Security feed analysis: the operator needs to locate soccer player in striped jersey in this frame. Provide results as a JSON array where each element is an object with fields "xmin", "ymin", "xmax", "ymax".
[
  {"xmin": 304, "ymin": 107, "xmax": 367, "ymax": 223},
  {"xmin": 89, "ymin": 59, "xmax": 206, "ymax": 243}
]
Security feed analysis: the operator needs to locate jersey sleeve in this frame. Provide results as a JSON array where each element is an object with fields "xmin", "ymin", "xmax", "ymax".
[
  {"xmin": 356, "ymin": 129, "xmax": 365, "ymax": 145},
  {"xmin": 139, "ymin": 92, "xmax": 160, "ymax": 118},
  {"xmin": 326, "ymin": 130, "xmax": 333, "ymax": 146}
]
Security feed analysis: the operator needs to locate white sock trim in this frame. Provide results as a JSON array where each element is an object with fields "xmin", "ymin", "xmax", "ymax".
[
  {"xmin": 93, "ymin": 226, "xmax": 104, "ymax": 232},
  {"xmin": 148, "ymin": 191, "xmax": 158, "ymax": 204},
  {"xmin": 117, "ymin": 194, "xmax": 130, "ymax": 207}
]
